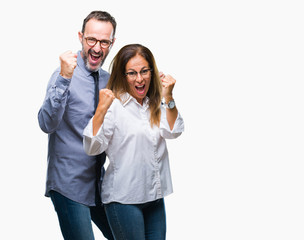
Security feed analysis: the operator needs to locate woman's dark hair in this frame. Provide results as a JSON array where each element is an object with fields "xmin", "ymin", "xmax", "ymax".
[{"xmin": 107, "ymin": 44, "xmax": 162, "ymax": 127}]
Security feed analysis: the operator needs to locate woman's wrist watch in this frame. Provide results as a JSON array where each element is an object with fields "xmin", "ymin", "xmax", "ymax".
[{"xmin": 162, "ymin": 98, "xmax": 176, "ymax": 109}]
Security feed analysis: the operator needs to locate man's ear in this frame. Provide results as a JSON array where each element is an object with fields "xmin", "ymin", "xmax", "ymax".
[
  {"xmin": 78, "ymin": 31, "xmax": 83, "ymax": 43},
  {"xmin": 110, "ymin": 38, "xmax": 116, "ymax": 49}
]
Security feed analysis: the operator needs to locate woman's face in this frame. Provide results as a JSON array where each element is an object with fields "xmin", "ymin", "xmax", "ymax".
[{"xmin": 125, "ymin": 54, "xmax": 151, "ymax": 105}]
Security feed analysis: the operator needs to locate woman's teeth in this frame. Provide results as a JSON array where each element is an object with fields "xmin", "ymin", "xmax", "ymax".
[{"xmin": 135, "ymin": 85, "xmax": 145, "ymax": 93}]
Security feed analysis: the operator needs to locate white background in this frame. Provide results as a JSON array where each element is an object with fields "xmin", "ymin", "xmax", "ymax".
[{"xmin": 1, "ymin": 0, "xmax": 304, "ymax": 239}]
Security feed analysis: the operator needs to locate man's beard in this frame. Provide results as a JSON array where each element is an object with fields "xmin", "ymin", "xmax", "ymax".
[{"xmin": 82, "ymin": 47, "xmax": 106, "ymax": 72}]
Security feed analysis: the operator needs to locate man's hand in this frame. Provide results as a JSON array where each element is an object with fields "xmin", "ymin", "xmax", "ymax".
[{"xmin": 59, "ymin": 51, "xmax": 78, "ymax": 79}]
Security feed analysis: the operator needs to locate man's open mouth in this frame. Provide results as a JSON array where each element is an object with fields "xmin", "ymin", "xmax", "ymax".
[{"xmin": 90, "ymin": 52, "xmax": 101, "ymax": 62}]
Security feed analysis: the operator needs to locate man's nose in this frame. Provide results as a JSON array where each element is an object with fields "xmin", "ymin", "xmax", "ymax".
[{"xmin": 92, "ymin": 42, "xmax": 102, "ymax": 52}]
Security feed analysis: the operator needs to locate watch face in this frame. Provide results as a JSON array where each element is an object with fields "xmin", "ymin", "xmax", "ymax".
[{"xmin": 168, "ymin": 100, "xmax": 175, "ymax": 109}]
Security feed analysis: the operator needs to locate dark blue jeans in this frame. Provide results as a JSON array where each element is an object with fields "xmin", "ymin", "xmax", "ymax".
[
  {"xmin": 50, "ymin": 191, "xmax": 114, "ymax": 240},
  {"xmin": 104, "ymin": 198, "xmax": 166, "ymax": 240}
]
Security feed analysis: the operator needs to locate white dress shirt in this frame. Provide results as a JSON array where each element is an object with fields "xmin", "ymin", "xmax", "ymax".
[{"xmin": 83, "ymin": 93, "xmax": 184, "ymax": 204}]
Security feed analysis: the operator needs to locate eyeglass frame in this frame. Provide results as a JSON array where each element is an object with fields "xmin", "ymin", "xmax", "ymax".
[
  {"xmin": 84, "ymin": 36, "xmax": 113, "ymax": 48},
  {"xmin": 125, "ymin": 68, "xmax": 153, "ymax": 80}
]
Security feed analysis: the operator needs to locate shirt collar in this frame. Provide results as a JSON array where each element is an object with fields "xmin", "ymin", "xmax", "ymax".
[{"xmin": 120, "ymin": 93, "xmax": 149, "ymax": 109}]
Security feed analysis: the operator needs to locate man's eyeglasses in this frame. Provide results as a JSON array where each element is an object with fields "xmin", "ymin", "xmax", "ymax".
[
  {"xmin": 84, "ymin": 37, "xmax": 113, "ymax": 48},
  {"xmin": 125, "ymin": 69, "xmax": 152, "ymax": 80}
]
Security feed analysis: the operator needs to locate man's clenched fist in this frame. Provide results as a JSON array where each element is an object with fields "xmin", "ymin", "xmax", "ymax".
[{"xmin": 59, "ymin": 51, "xmax": 78, "ymax": 79}]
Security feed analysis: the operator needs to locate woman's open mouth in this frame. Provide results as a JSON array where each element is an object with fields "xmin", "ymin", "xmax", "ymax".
[{"xmin": 135, "ymin": 85, "xmax": 145, "ymax": 95}]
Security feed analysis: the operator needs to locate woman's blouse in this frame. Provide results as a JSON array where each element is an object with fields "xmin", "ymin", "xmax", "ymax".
[{"xmin": 83, "ymin": 93, "xmax": 184, "ymax": 204}]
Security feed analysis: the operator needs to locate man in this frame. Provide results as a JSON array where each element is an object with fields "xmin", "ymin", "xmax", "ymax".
[{"xmin": 38, "ymin": 11, "xmax": 116, "ymax": 240}]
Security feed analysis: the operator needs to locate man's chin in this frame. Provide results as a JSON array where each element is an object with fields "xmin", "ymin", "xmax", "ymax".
[{"xmin": 86, "ymin": 61, "xmax": 103, "ymax": 72}]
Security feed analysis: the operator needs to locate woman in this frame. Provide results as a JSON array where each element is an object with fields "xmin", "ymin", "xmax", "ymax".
[{"xmin": 83, "ymin": 44, "xmax": 184, "ymax": 240}]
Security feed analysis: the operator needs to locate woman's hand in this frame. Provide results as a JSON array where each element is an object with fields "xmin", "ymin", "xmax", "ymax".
[
  {"xmin": 160, "ymin": 73, "xmax": 178, "ymax": 130},
  {"xmin": 96, "ymin": 89, "xmax": 115, "ymax": 114},
  {"xmin": 161, "ymin": 74, "xmax": 176, "ymax": 101},
  {"xmin": 93, "ymin": 89, "xmax": 115, "ymax": 136}
]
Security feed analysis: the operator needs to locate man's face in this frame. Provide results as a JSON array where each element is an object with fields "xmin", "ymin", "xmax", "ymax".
[{"xmin": 78, "ymin": 19, "xmax": 115, "ymax": 72}]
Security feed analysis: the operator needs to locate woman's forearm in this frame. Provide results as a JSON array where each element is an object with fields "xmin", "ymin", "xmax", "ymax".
[{"xmin": 164, "ymin": 96, "xmax": 178, "ymax": 130}]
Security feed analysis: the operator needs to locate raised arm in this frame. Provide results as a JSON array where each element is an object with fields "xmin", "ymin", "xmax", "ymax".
[
  {"xmin": 92, "ymin": 89, "xmax": 115, "ymax": 136},
  {"xmin": 83, "ymin": 89, "xmax": 115, "ymax": 155},
  {"xmin": 161, "ymin": 74, "xmax": 178, "ymax": 130},
  {"xmin": 38, "ymin": 51, "xmax": 77, "ymax": 133}
]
